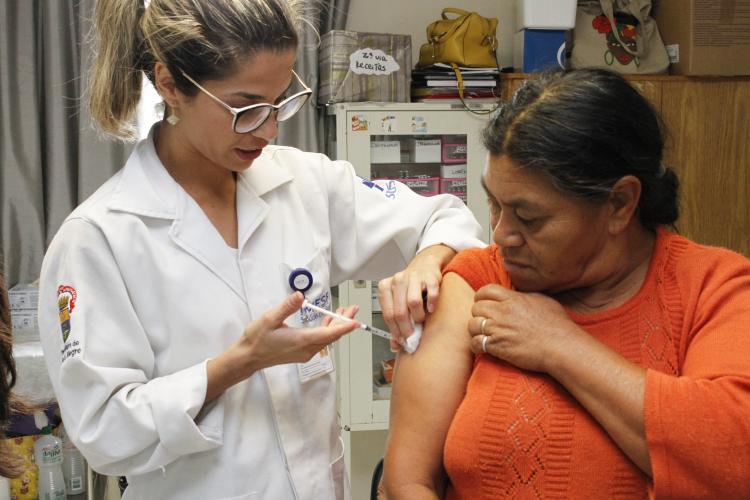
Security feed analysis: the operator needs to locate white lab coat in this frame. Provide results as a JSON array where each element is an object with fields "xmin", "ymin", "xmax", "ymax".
[{"xmin": 38, "ymin": 129, "xmax": 484, "ymax": 500}]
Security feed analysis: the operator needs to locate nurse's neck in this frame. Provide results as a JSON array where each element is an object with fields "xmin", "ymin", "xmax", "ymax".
[
  {"xmin": 154, "ymin": 122, "xmax": 237, "ymax": 207},
  {"xmin": 155, "ymin": 122, "xmax": 240, "ymax": 248}
]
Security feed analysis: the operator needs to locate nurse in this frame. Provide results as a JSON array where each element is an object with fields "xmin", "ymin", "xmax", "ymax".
[{"xmin": 37, "ymin": 0, "xmax": 483, "ymax": 499}]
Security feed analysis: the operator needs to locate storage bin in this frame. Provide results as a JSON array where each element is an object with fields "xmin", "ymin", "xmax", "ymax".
[
  {"xmin": 442, "ymin": 143, "xmax": 468, "ymax": 164},
  {"xmin": 440, "ymin": 177, "xmax": 467, "ymax": 203},
  {"xmin": 318, "ymin": 30, "xmax": 412, "ymax": 104},
  {"xmin": 514, "ymin": 29, "xmax": 567, "ymax": 73},
  {"xmin": 516, "ymin": 0, "xmax": 576, "ymax": 30},
  {"xmin": 376, "ymin": 177, "xmax": 440, "ymax": 197},
  {"xmin": 401, "ymin": 177, "xmax": 440, "ymax": 196},
  {"xmin": 440, "ymin": 163, "xmax": 467, "ymax": 179}
]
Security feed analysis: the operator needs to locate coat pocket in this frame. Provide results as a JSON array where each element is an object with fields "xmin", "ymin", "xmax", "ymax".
[{"xmin": 329, "ymin": 437, "xmax": 350, "ymax": 500}]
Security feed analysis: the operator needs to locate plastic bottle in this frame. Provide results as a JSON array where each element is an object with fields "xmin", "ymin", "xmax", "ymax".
[
  {"xmin": 59, "ymin": 423, "xmax": 87, "ymax": 496},
  {"xmin": 32, "ymin": 412, "xmax": 66, "ymax": 500},
  {"xmin": 0, "ymin": 476, "xmax": 10, "ymax": 500}
]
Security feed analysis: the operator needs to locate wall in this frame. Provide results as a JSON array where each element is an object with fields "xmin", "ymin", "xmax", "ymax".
[{"xmin": 346, "ymin": 0, "xmax": 518, "ymax": 69}]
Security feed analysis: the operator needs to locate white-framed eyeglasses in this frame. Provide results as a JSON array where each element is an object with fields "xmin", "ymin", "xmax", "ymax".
[{"xmin": 180, "ymin": 70, "xmax": 312, "ymax": 134}]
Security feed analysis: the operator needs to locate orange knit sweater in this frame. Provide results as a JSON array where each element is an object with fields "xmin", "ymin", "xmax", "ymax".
[{"xmin": 442, "ymin": 229, "xmax": 750, "ymax": 499}]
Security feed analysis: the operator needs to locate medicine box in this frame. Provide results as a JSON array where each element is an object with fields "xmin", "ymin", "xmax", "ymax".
[
  {"xmin": 9, "ymin": 282, "xmax": 39, "ymax": 311},
  {"xmin": 440, "ymin": 164, "xmax": 467, "ymax": 179},
  {"xmin": 408, "ymin": 138, "xmax": 442, "ymax": 163},
  {"xmin": 516, "ymin": 0, "xmax": 576, "ymax": 30},
  {"xmin": 514, "ymin": 29, "xmax": 567, "ymax": 73},
  {"xmin": 370, "ymin": 140, "xmax": 401, "ymax": 164}
]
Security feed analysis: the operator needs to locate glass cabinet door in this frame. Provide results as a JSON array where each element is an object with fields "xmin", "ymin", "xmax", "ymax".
[{"xmin": 329, "ymin": 103, "xmax": 492, "ymax": 431}]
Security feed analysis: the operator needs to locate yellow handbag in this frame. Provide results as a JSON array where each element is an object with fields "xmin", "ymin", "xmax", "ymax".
[{"xmin": 417, "ymin": 8, "xmax": 499, "ymax": 68}]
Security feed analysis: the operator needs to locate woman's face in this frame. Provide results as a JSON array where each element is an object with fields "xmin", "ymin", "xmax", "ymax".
[
  {"xmin": 484, "ymin": 154, "xmax": 612, "ymax": 294},
  {"xmin": 173, "ymin": 48, "xmax": 298, "ymax": 173}
]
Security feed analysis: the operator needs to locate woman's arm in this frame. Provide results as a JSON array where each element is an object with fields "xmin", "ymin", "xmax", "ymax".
[
  {"xmin": 378, "ymin": 244, "xmax": 456, "ymax": 349},
  {"xmin": 384, "ymin": 272, "xmax": 475, "ymax": 499}
]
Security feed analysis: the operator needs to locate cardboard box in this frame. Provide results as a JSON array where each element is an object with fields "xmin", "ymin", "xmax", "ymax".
[
  {"xmin": 318, "ymin": 30, "xmax": 412, "ymax": 104},
  {"xmin": 654, "ymin": 0, "xmax": 750, "ymax": 76},
  {"xmin": 514, "ymin": 29, "xmax": 567, "ymax": 73},
  {"xmin": 408, "ymin": 138, "xmax": 442, "ymax": 163},
  {"xmin": 370, "ymin": 140, "xmax": 401, "ymax": 163},
  {"xmin": 516, "ymin": 0, "xmax": 576, "ymax": 30}
]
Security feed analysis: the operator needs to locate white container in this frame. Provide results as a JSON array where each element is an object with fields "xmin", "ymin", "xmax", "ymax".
[
  {"xmin": 10, "ymin": 310, "xmax": 40, "ymax": 342},
  {"xmin": 409, "ymin": 139, "xmax": 442, "ymax": 163},
  {"xmin": 370, "ymin": 140, "xmax": 401, "ymax": 163},
  {"xmin": 8, "ymin": 282, "xmax": 39, "ymax": 311},
  {"xmin": 0, "ymin": 476, "xmax": 10, "ymax": 500},
  {"xmin": 34, "ymin": 427, "xmax": 67, "ymax": 500},
  {"xmin": 516, "ymin": 0, "xmax": 577, "ymax": 30},
  {"xmin": 60, "ymin": 424, "xmax": 87, "ymax": 495},
  {"xmin": 440, "ymin": 164, "xmax": 467, "ymax": 179}
]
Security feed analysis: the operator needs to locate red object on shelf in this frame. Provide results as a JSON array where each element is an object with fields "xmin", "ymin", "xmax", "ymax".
[
  {"xmin": 381, "ymin": 358, "xmax": 396, "ymax": 384},
  {"xmin": 442, "ymin": 143, "xmax": 468, "ymax": 164}
]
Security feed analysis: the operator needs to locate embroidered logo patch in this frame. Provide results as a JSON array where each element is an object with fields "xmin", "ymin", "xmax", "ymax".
[{"xmin": 57, "ymin": 285, "xmax": 77, "ymax": 342}]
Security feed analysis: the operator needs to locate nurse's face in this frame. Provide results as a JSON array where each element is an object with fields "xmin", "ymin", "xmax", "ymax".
[
  {"xmin": 172, "ymin": 49, "xmax": 299, "ymax": 172},
  {"xmin": 484, "ymin": 154, "xmax": 611, "ymax": 294}
]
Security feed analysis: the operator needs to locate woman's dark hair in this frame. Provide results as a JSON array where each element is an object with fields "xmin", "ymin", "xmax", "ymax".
[
  {"xmin": 483, "ymin": 69, "xmax": 679, "ymax": 230},
  {"xmin": 1, "ymin": 274, "xmax": 34, "ymax": 478}
]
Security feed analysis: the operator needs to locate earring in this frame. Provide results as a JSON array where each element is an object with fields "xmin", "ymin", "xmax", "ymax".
[{"xmin": 166, "ymin": 111, "xmax": 180, "ymax": 126}]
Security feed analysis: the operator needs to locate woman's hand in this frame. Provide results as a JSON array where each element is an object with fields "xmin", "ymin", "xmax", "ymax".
[
  {"xmin": 468, "ymin": 284, "xmax": 584, "ymax": 373},
  {"xmin": 378, "ymin": 244, "xmax": 456, "ymax": 350},
  {"xmin": 206, "ymin": 293, "xmax": 357, "ymax": 402}
]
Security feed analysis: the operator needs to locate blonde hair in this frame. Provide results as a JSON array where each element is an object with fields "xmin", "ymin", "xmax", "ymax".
[{"xmin": 88, "ymin": 0, "xmax": 304, "ymax": 140}]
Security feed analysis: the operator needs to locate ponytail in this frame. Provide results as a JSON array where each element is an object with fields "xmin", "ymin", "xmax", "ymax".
[
  {"xmin": 87, "ymin": 0, "xmax": 303, "ymax": 141},
  {"xmin": 88, "ymin": 0, "xmax": 147, "ymax": 140}
]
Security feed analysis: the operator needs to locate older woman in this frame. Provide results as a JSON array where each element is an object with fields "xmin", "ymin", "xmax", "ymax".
[{"xmin": 384, "ymin": 69, "xmax": 750, "ymax": 499}]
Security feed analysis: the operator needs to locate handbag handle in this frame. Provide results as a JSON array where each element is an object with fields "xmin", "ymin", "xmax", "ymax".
[
  {"xmin": 442, "ymin": 7, "xmax": 471, "ymax": 19},
  {"xmin": 599, "ymin": 0, "xmax": 646, "ymax": 57}
]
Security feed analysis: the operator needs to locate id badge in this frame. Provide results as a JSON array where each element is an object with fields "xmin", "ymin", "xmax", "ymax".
[{"xmin": 298, "ymin": 345, "xmax": 335, "ymax": 383}]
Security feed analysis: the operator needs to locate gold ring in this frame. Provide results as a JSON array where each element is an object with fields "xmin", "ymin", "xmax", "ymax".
[
  {"xmin": 481, "ymin": 335, "xmax": 488, "ymax": 353},
  {"xmin": 480, "ymin": 317, "xmax": 488, "ymax": 335}
]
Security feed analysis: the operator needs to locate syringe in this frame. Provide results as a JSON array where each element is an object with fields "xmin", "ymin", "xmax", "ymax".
[
  {"xmin": 302, "ymin": 300, "xmax": 393, "ymax": 340},
  {"xmin": 301, "ymin": 300, "xmax": 422, "ymax": 353}
]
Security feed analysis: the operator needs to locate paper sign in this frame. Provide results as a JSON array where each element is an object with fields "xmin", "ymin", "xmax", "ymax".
[{"xmin": 350, "ymin": 48, "xmax": 400, "ymax": 75}]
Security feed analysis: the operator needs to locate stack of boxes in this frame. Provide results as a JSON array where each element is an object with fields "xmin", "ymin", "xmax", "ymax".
[
  {"xmin": 9, "ymin": 282, "xmax": 40, "ymax": 343},
  {"xmin": 513, "ymin": 0, "xmax": 576, "ymax": 73},
  {"xmin": 440, "ymin": 141, "xmax": 467, "ymax": 203}
]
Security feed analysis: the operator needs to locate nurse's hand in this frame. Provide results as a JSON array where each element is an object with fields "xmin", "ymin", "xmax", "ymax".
[
  {"xmin": 206, "ymin": 293, "xmax": 356, "ymax": 402},
  {"xmin": 241, "ymin": 292, "xmax": 358, "ymax": 369},
  {"xmin": 378, "ymin": 244, "xmax": 456, "ymax": 350}
]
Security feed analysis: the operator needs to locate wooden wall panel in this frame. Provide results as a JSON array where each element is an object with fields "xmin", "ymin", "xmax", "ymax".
[{"xmin": 661, "ymin": 80, "xmax": 750, "ymax": 256}]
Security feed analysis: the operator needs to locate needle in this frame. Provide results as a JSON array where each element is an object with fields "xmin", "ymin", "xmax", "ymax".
[{"xmin": 302, "ymin": 300, "xmax": 395, "ymax": 341}]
